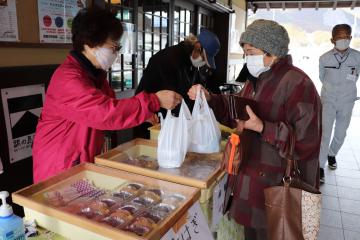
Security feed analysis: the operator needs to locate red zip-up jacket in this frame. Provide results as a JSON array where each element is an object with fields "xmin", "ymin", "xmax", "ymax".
[{"xmin": 32, "ymin": 53, "xmax": 160, "ymax": 183}]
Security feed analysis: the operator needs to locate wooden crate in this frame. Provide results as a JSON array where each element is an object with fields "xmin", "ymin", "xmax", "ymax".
[
  {"xmin": 95, "ymin": 138, "xmax": 223, "ymax": 189},
  {"xmin": 12, "ymin": 163, "xmax": 200, "ymax": 240}
]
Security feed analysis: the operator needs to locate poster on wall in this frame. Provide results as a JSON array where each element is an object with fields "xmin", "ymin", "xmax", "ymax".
[
  {"xmin": 1, "ymin": 85, "xmax": 45, "ymax": 164},
  {"xmin": 0, "ymin": 0, "xmax": 19, "ymax": 42},
  {"xmin": 37, "ymin": 0, "xmax": 85, "ymax": 43}
]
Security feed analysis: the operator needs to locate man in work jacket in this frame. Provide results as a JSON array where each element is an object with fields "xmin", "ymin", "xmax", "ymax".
[{"xmin": 319, "ymin": 23, "xmax": 360, "ymax": 183}]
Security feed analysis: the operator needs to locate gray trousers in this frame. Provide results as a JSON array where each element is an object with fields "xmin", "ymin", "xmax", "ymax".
[{"xmin": 319, "ymin": 100, "xmax": 354, "ymax": 168}]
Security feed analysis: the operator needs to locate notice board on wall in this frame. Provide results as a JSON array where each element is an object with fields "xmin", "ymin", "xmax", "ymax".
[{"xmin": 1, "ymin": 0, "xmax": 87, "ymax": 45}]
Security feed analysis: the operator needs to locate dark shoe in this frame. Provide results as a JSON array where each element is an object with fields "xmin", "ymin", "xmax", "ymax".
[
  {"xmin": 328, "ymin": 156, "xmax": 337, "ymax": 170},
  {"xmin": 320, "ymin": 168, "xmax": 325, "ymax": 184}
]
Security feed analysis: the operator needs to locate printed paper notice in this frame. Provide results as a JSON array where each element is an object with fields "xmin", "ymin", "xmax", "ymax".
[
  {"xmin": 0, "ymin": 0, "xmax": 19, "ymax": 42},
  {"xmin": 38, "ymin": 0, "xmax": 85, "ymax": 43},
  {"xmin": 1, "ymin": 85, "xmax": 45, "ymax": 163},
  {"xmin": 211, "ymin": 174, "xmax": 227, "ymax": 230}
]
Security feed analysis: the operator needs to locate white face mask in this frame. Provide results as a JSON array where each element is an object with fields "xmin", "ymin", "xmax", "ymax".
[
  {"xmin": 190, "ymin": 56, "xmax": 206, "ymax": 68},
  {"xmin": 335, "ymin": 39, "xmax": 350, "ymax": 51},
  {"xmin": 246, "ymin": 54, "xmax": 272, "ymax": 77},
  {"xmin": 93, "ymin": 47, "xmax": 118, "ymax": 70}
]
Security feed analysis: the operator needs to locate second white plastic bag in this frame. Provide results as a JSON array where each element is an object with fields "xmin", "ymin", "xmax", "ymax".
[
  {"xmin": 188, "ymin": 89, "xmax": 221, "ymax": 153},
  {"xmin": 157, "ymin": 100, "xmax": 191, "ymax": 168}
]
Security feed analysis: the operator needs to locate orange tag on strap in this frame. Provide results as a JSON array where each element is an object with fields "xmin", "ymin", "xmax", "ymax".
[{"xmin": 228, "ymin": 133, "xmax": 240, "ymax": 173}]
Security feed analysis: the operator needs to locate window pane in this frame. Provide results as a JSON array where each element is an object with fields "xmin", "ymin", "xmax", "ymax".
[
  {"xmin": 180, "ymin": 9, "xmax": 185, "ymax": 22},
  {"xmin": 154, "ymin": 16, "xmax": 160, "ymax": 34},
  {"xmin": 161, "ymin": 34, "xmax": 167, "ymax": 49},
  {"xmin": 124, "ymin": 53, "xmax": 133, "ymax": 70},
  {"xmin": 154, "ymin": 11, "xmax": 161, "ymax": 16},
  {"xmin": 154, "ymin": 34, "xmax": 160, "ymax": 51},
  {"xmin": 111, "ymin": 55, "xmax": 122, "ymax": 71},
  {"xmin": 138, "ymin": 32, "xmax": 143, "ymax": 50},
  {"xmin": 111, "ymin": 72, "xmax": 122, "ymax": 89},
  {"xmin": 124, "ymin": 71, "xmax": 133, "ymax": 90},
  {"xmin": 137, "ymin": 69, "xmax": 143, "ymax": 85},
  {"xmin": 161, "ymin": 18, "xmax": 168, "ymax": 33},
  {"xmin": 202, "ymin": 14, "xmax": 207, "ymax": 26},
  {"xmin": 180, "ymin": 22, "xmax": 185, "ymax": 38},
  {"xmin": 174, "ymin": 37, "xmax": 179, "ymax": 45},
  {"xmin": 174, "ymin": 21, "xmax": 179, "ymax": 36},
  {"xmin": 137, "ymin": 51, "xmax": 144, "ymax": 68},
  {"xmin": 145, "ymin": 14, "xmax": 152, "ymax": 32},
  {"xmin": 185, "ymin": 23, "xmax": 190, "ymax": 36},
  {"xmin": 122, "ymin": 9, "xmax": 132, "ymax": 22},
  {"xmin": 145, "ymin": 32, "xmax": 152, "ymax": 50},
  {"xmin": 161, "ymin": 4, "xmax": 168, "ymax": 18},
  {"xmin": 174, "ymin": 9, "xmax": 179, "ymax": 22},
  {"xmin": 186, "ymin": 10, "xmax": 191, "ymax": 24},
  {"xmin": 145, "ymin": 51, "xmax": 152, "ymax": 66}
]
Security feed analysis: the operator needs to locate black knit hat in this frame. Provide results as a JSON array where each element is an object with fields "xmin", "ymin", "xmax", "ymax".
[{"xmin": 240, "ymin": 19, "xmax": 290, "ymax": 57}]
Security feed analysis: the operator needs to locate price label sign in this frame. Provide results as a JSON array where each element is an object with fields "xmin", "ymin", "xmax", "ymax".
[{"xmin": 161, "ymin": 201, "xmax": 214, "ymax": 240}]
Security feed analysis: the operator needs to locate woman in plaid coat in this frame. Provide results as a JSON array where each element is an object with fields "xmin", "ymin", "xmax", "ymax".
[{"xmin": 188, "ymin": 19, "xmax": 321, "ymax": 240}]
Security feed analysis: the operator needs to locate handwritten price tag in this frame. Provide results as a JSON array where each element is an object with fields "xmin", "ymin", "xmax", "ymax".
[{"xmin": 161, "ymin": 201, "xmax": 214, "ymax": 240}]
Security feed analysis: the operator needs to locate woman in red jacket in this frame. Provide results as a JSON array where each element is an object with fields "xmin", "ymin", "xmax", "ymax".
[
  {"xmin": 32, "ymin": 7, "xmax": 182, "ymax": 183},
  {"xmin": 189, "ymin": 19, "xmax": 321, "ymax": 240}
]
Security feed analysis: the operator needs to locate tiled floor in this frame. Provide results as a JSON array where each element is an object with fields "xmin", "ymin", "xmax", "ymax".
[{"xmin": 318, "ymin": 114, "xmax": 360, "ymax": 240}]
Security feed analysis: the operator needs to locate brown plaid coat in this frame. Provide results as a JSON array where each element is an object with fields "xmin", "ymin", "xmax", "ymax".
[{"xmin": 209, "ymin": 55, "xmax": 321, "ymax": 229}]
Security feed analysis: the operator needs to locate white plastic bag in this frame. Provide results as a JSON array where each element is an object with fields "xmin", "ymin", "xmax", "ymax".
[
  {"xmin": 188, "ymin": 89, "xmax": 221, "ymax": 153},
  {"xmin": 157, "ymin": 100, "xmax": 192, "ymax": 168}
]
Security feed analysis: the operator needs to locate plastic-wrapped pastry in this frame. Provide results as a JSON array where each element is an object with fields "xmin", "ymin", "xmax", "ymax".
[
  {"xmin": 112, "ymin": 183, "xmax": 143, "ymax": 201},
  {"xmin": 122, "ymin": 155, "xmax": 159, "ymax": 170},
  {"xmin": 139, "ymin": 211, "xmax": 165, "ymax": 224},
  {"xmin": 79, "ymin": 201, "xmax": 110, "ymax": 219},
  {"xmin": 128, "ymin": 216, "xmax": 156, "ymax": 236},
  {"xmin": 127, "ymin": 183, "xmax": 143, "ymax": 190},
  {"xmin": 118, "ymin": 204, "xmax": 141, "ymax": 215},
  {"xmin": 61, "ymin": 201, "xmax": 87, "ymax": 214},
  {"xmin": 102, "ymin": 208, "xmax": 134, "ymax": 227},
  {"xmin": 161, "ymin": 194, "xmax": 185, "ymax": 207},
  {"xmin": 152, "ymin": 203, "xmax": 176, "ymax": 215},
  {"xmin": 136, "ymin": 155, "xmax": 159, "ymax": 170},
  {"xmin": 131, "ymin": 191, "xmax": 160, "ymax": 208},
  {"xmin": 99, "ymin": 198, "xmax": 118, "ymax": 208},
  {"xmin": 144, "ymin": 189, "xmax": 163, "ymax": 198}
]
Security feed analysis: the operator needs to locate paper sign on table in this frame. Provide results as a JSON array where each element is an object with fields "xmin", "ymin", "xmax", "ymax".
[{"xmin": 161, "ymin": 201, "xmax": 214, "ymax": 240}]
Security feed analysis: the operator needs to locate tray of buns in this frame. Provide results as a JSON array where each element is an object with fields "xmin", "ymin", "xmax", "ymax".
[{"xmin": 12, "ymin": 163, "xmax": 200, "ymax": 240}]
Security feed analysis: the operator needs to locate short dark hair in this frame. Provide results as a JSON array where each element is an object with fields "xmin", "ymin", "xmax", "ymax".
[
  {"xmin": 332, "ymin": 24, "xmax": 352, "ymax": 37},
  {"xmin": 72, "ymin": 7, "xmax": 123, "ymax": 51}
]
